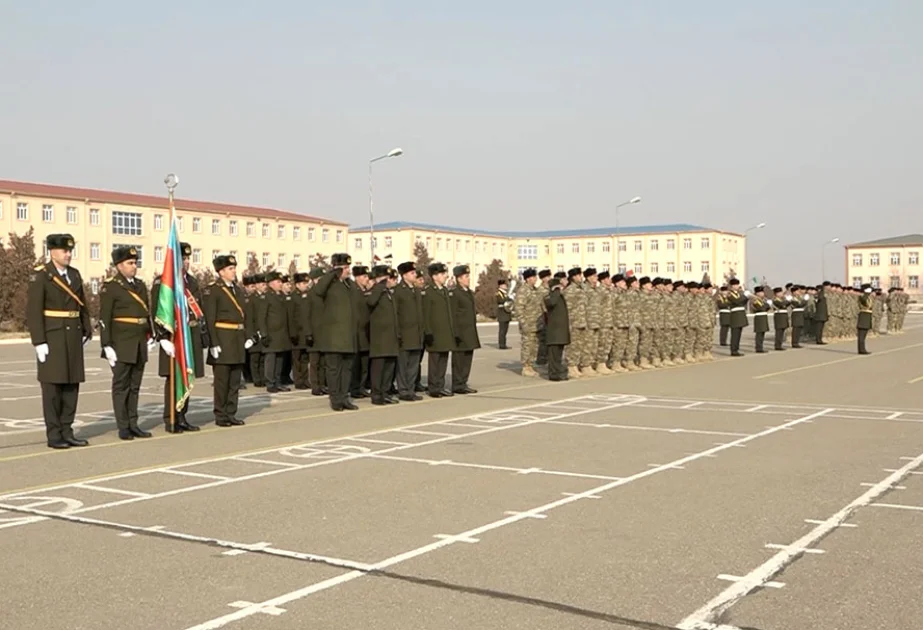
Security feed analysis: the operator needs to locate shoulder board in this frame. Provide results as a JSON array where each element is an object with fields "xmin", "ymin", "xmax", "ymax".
[
  {"xmin": 105, "ymin": 276, "xmax": 116, "ymax": 283},
  {"xmin": 208, "ymin": 281, "xmax": 218, "ymax": 287},
  {"xmin": 34, "ymin": 263, "xmax": 45, "ymax": 271}
]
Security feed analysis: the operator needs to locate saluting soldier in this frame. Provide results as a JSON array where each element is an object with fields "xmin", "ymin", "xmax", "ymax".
[
  {"xmin": 367, "ymin": 265, "xmax": 400, "ymax": 405},
  {"xmin": 259, "ymin": 271, "xmax": 293, "ymax": 393},
  {"xmin": 449, "ymin": 264, "xmax": 479, "ymax": 394},
  {"xmin": 771, "ymin": 287, "xmax": 790, "ymax": 351},
  {"xmin": 857, "ymin": 283, "xmax": 874, "ymax": 355},
  {"xmin": 305, "ymin": 268, "xmax": 328, "ymax": 395},
  {"xmin": 789, "ymin": 285, "xmax": 806, "ymax": 348},
  {"xmin": 393, "ymin": 261, "xmax": 425, "ymax": 401},
  {"xmin": 202, "ymin": 255, "xmax": 252, "ymax": 426},
  {"xmin": 749, "ymin": 286, "xmax": 771, "ymax": 353},
  {"xmin": 542, "ymin": 275, "xmax": 570, "ymax": 381},
  {"xmin": 726, "ymin": 279, "xmax": 749, "ymax": 357},
  {"xmin": 496, "ymin": 279, "xmax": 512, "ymax": 349},
  {"xmin": 290, "ymin": 272, "xmax": 312, "ymax": 389},
  {"xmin": 99, "ymin": 246, "xmax": 154, "ymax": 440},
  {"xmin": 26, "ymin": 233, "xmax": 92, "ymax": 449},
  {"xmin": 150, "ymin": 242, "xmax": 205, "ymax": 433},
  {"xmin": 422, "ymin": 262, "xmax": 456, "ymax": 397},
  {"xmin": 314, "ymin": 253, "xmax": 359, "ymax": 411},
  {"xmin": 349, "ymin": 266, "xmax": 372, "ymax": 399}
]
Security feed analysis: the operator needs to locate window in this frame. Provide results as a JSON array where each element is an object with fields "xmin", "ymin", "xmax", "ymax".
[
  {"xmin": 230, "ymin": 220, "xmax": 239, "ymax": 236},
  {"xmin": 278, "ymin": 253, "xmax": 286, "ymax": 268},
  {"xmin": 247, "ymin": 222, "xmax": 255, "ymax": 237},
  {"xmin": 193, "ymin": 249, "xmax": 202, "ymax": 264},
  {"xmin": 890, "ymin": 276, "xmax": 901, "ymax": 288},
  {"xmin": 113, "ymin": 243, "xmax": 143, "ymax": 268},
  {"xmin": 869, "ymin": 253, "xmax": 879, "ymax": 266},
  {"xmin": 154, "ymin": 214, "xmax": 163, "ymax": 231},
  {"xmin": 262, "ymin": 223, "xmax": 270, "ymax": 238},
  {"xmin": 649, "ymin": 239, "xmax": 658, "ymax": 251},
  {"xmin": 556, "ymin": 243, "xmax": 564, "ymax": 254},
  {"xmin": 16, "ymin": 202, "xmax": 28, "ymax": 221},
  {"xmin": 42, "ymin": 204, "xmax": 53, "ymax": 222},
  {"xmin": 336, "ymin": 230, "xmax": 343, "ymax": 243},
  {"xmin": 666, "ymin": 262, "xmax": 675, "ymax": 273},
  {"xmin": 465, "ymin": 239, "xmax": 471, "ymax": 251},
  {"xmin": 230, "ymin": 250, "xmax": 238, "ymax": 260},
  {"xmin": 633, "ymin": 263, "xmax": 643, "ymax": 274},
  {"xmin": 634, "ymin": 240, "xmax": 642, "ymax": 251},
  {"xmin": 192, "ymin": 217, "xmax": 202, "ymax": 233},
  {"xmin": 517, "ymin": 244, "xmax": 538, "ymax": 260},
  {"xmin": 355, "ymin": 238, "xmax": 364, "ymax": 249},
  {"xmin": 666, "ymin": 239, "xmax": 675, "ymax": 250},
  {"xmin": 90, "ymin": 243, "xmax": 100, "ymax": 260},
  {"xmin": 890, "ymin": 252, "xmax": 901, "ymax": 265},
  {"xmin": 112, "ymin": 211, "xmax": 143, "ymax": 236},
  {"xmin": 617, "ymin": 263, "xmax": 626, "ymax": 273},
  {"xmin": 701, "ymin": 261, "xmax": 710, "ymax": 273},
  {"xmin": 650, "ymin": 262, "xmax": 659, "ymax": 273},
  {"xmin": 177, "ymin": 216, "xmax": 184, "ymax": 231},
  {"xmin": 571, "ymin": 243, "xmax": 579, "ymax": 253},
  {"xmin": 602, "ymin": 242, "xmax": 610, "ymax": 253},
  {"xmin": 71, "ymin": 245, "xmax": 78, "ymax": 260},
  {"xmin": 261, "ymin": 253, "xmax": 270, "ymax": 267},
  {"xmin": 683, "ymin": 238, "xmax": 692, "ymax": 249},
  {"xmin": 90, "ymin": 278, "xmax": 99, "ymax": 295},
  {"xmin": 683, "ymin": 261, "xmax": 692, "ymax": 272},
  {"xmin": 154, "ymin": 246, "xmax": 164, "ymax": 263},
  {"xmin": 89, "ymin": 208, "xmax": 100, "ymax": 225},
  {"xmin": 602, "ymin": 264, "xmax": 610, "ymax": 272},
  {"xmin": 852, "ymin": 254, "xmax": 863, "ymax": 266},
  {"xmin": 869, "ymin": 276, "xmax": 880, "ymax": 288},
  {"xmin": 211, "ymin": 219, "xmax": 220, "ymax": 235},
  {"xmin": 322, "ymin": 229, "xmax": 329, "ymax": 242},
  {"xmin": 293, "ymin": 254, "xmax": 301, "ymax": 268},
  {"xmin": 618, "ymin": 241, "xmax": 626, "ymax": 252},
  {"xmin": 66, "ymin": 206, "xmax": 77, "ymax": 224},
  {"xmin": 384, "ymin": 236, "xmax": 392, "ymax": 249},
  {"xmin": 308, "ymin": 227, "xmax": 315, "ymax": 241},
  {"xmin": 277, "ymin": 225, "xmax": 285, "ymax": 239},
  {"xmin": 909, "ymin": 252, "xmax": 919, "ymax": 265},
  {"xmin": 852, "ymin": 276, "xmax": 862, "ymax": 288},
  {"xmin": 700, "ymin": 237, "xmax": 710, "ymax": 249},
  {"xmin": 0, "ymin": 200, "xmax": 3, "ymax": 218},
  {"xmin": 586, "ymin": 242, "xmax": 595, "ymax": 254},
  {"xmin": 910, "ymin": 276, "xmax": 919, "ymax": 289},
  {"xmin": 291, "ymin": 226, "xmax": 299, "ymax": 240}
]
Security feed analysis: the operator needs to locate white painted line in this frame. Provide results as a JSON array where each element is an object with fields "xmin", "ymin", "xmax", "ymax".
[
  {"xmin": 746, "ymin": 405, "xmax": 768, "ymax": 412},
  {"xmin": 370, "ymin": 454, "xmax": 621, "ymax": 481},
  {"xmin": 682, "ymin": 402, "xmax": 704, "ymax": 409},
  {"xmin": 887, "ymin": 412, "xmax": 904, "ymax": 420},
  {"xmin": 160, "ymin": 469, "xmax": 232, "ymax": 481},
  {"xmin": 119, "ymin": 532, "xmax": 135, "ymax": 537},
  {"xmin": 871, "ymin": 503, "xmax": 923, "ymax": 512},
  {"xmin": 504, "ymin": 511, "xmax": 547, "ymax": 519},
  {"xmin": 232, "ymin": 457, "xmax": 301, "ymax": 469},
  {"xmin": 437, "ymin": 422, "xmax": 490, "ymax": 429},
  {"xmin": 180, "ymin": 407, "xmax": 835, "ymax": 630},
  {"xmin": 677, "ymin": 447, "xmax": 923, "ymax": 629},
  {"xmin": 804, "ymin": 519, "xmax": 857, "ymax": 527},
  {"xmin": 884, "ymin": 469, "xmax": 923, "ymax": 475},
  {"xmin": 562, "ymin": 492, "xmax": 602, "ymax": 499},
  {"xmin": 861, "ymin": 482, "xmax": 905, "ymax": 490},
  {"xmin": 433, "ymin": 534, "xmax": 479, "ymax": 544},
  {"xmin": 349, "ymin": 438, "xmax": 411, "ymax": 446},
  {"xmin": 764, "ymin": 543, "xmax": 824, "ymax": 554},
  {"xmin": 714, "ymin": 443, "xmax": 746, "ymax": 448},
  {"xmin": 227, "ymin": 601, "xmax": 286, "ymax": 616},
  {"xmin": 648, "ymin": 463, "xmax": 685, "ymax": 470},
  {"xmin": 74, "ymin": 484, "xmax": 151, "ymax": 498},
  {"xmin": 545, "ymin": 420, "xmax": 749, "ymax": 438},
  {"xmin": 516, "ymin": 467, "xmax": 541, "ymax": 475},
  {"xmin": 222, "ymin": 549, "xmax": 248, "ymax": 556},
  {"xmin": 766, "ymin": 425, "xmax": 793, "ymax": 431},
  {"xmin": 717, "ymin": 574, "xmax": 784, "ymax": 588},
  {"xmin": 396, "ymin": 429, "xmax": 455, "ymax": 437}
]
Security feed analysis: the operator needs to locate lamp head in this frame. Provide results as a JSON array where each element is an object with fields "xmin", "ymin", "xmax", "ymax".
[
  {"xmin": 629, "ymin": 196, "xmax": 641, "ymax": 204},
  {"xmin": 831, "ymin": 237, "xmax": 840, "ymax": 243},
  {"xmin": 756, "ymin": 222, "xmax": 766, "ymax": 229},
  {"xmin": 164, "ymin": 173, "xmax": 179, "ymax": 191},
  {"xmin": 387, "ymin": 148, "xmax": 403, "ymax": 158}
]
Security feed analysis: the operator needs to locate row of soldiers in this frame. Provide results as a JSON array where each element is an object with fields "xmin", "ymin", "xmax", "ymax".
[{"xmin": 507, "ymin": 268, "xmax": 720, "ymax": 381}]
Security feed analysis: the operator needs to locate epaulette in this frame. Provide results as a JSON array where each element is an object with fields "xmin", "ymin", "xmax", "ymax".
[
  {"xmin": 34, "ymin": 263, "xmax": 45, "ymax": 271},
  {"xmin": 105, "ymin": 276, "xmax": 116, "ymax": 283}
]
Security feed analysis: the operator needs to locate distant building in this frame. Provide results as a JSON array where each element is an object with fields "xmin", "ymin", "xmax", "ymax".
[
  {"xmin": 845, "ymin": 233, "xmax": 923, "ymax": 293},
  {"xmin": 0, "ymin": 179, "xmax": 348, "ymax": 288},
  {"xmin": 349, "ymin": 221, "xmax": 746, "ymax": 282}
]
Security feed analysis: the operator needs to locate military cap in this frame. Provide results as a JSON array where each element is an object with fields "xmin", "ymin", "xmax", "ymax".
[
  {"xmin": 701, "ymin": 282, "xmax": 712, "ymax": 289},
  {"xmin": 583, "ymin": 267, "xmax": 597, "ymax": 278},
  {"xmin": 522, "ymin": 268, "xmax": 538, "ymax": 280},
  {"xmin": 293, "ymin": 272, "xmax": 309, "ymax": 283},
  {"xmin": 686, "ymin": 281, "xmax": 699, "ymax": 289},
  {"xmin": 352, "ymin": 265, "xmax": 370, "ymax": 277},
  {"xmin": 46, "ymin": 233, "xmax": 76, "ymax": 250},
  {"xmin": 428, "ymin": 262, "xmax": 448, "ymax": 275},
  {"xmin": 651, "ymin": 278, "xmax": 662, "ymax": 287},
  {"xmin": 397, "ymin": 261, "xmax": 416, "ymax": 276},
  {"xmin": 549, "ymin": 277, "xmax": 562, "ymax": 289},
  {"xmin": 719, "ymin": 285, "xmax": 728, "ymax": 291},
  {"xmin": 673, "ymin": 280, "xmax": 684, "ymax": 288},
  {"xmin": 639, "ymin": 276, "xmax": 652, "ymax": 286},
  {"xmin": 112, "ymin": 245, "xmax": 139, "ymax": 265},
  {"xmin": 538, "ymin": 269, "xmax": 552, "ymax": 279},
  {"xmin": 598, "ymin": 271, "xmax": 610, "ymax": 281},
  {"xmin": 386, "ymin": 268, "xmax": 397, "ymax": 279},
  {"xmin": 281, "ymin": 274, "xmax": 291, "ymax": 283},
  {"xmin": 772, "ymin": 286, "xmax": 783, "ymax": 293},
  {"xmin": 308, "ymin": 268, "xmax": 326, "ymax": 280},
  {"xmin": 370, "ymin": 265, "xmax": 390, "ymax": 279},
  {"xmin": 498, "ymin": 279, "xmax": 508, "ymax": 286},
  {"xmin": 567, "ymin": 267, "xmax": 582, "ymax": 279},
  {"xmin": 331, "ymin": 252, "xmax": 352, "ymax": 267},
  {"xmin": 265, "ymin": 271, "xmax": 283, "ymax": 283},
  {"xmin": 213, "ymin": 254, "xmax": 237, "ymax": 271},
  {"xmin": 612, "ymin": 273, "xmax": 625, "ymax": 283},
  {"xmin": 663, "ymin": 278, "xmax": 672, "ymax": 284},
  {"xmin": 753, "ymin": 285, "xmax": 764, "ymax": 293},
  {"xmin": 785, "ymin": 282, "xmax": 793, "ymax": 289},
  {"xmin": 180, "ymin": 242, "xmax": 192, "ymax": 257},
  {"xmin": 553, "ymin": 271, "xmax": 566, "ymax": 279},
  {"xmin": 242, "ymin": 275, "xmax": 255, "ymax": 286},
  {"xmin": 728, "ymin": 278, "xmax": 741, "ymax": 286},
  {"xmin": 822, "ymin": 281, "xmax": 831, "ymax": 286},
  {"xmin": 252, "ymin": 272, "xmax": 266, "ymax": 283},
  {"xmin": 453, "ymin": 264, "xmax": 470, "ymax": 277}
]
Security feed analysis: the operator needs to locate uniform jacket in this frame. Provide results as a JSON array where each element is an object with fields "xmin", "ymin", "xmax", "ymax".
[
  {"xmin": 422, "ymin": 283, "xmax": 456, "ymax": 353},
  {"xmin": 313, "ymin": 269, "xmax": 358, "ymax": 354},
  {"xmin": 543, "ymin": 287, "xmax": 571, "ymax": 346},
  {"xmin": 202, "ymin": 280, "xmax": 249, "ymax": 365},
  {"xmin": 450, "ymin": 285, "xmax": 480, "ymax": 351},
  {"xmin": 393, "ymin": 281, "xmax": 424, "ymax": 351},
  {"xmin": 259, "ymin": 290, "xmax": 294, "ymax": 353},
  {"xmin": 99, "ymin": 273, "xmax": 153, "ymax": 365},
  {"xmin": 367, "ymin": 282, "xmax": 399, "ymax": 358}
]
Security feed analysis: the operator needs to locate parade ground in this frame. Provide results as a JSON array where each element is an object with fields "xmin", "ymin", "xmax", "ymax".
[{"xmin": 2, "ymin": 320, "xmax": 923, "ymax": 630}]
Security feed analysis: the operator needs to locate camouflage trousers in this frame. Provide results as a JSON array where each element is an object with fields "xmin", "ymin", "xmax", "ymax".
[
  {"xmin": 597, "ymin": 327, "xmax": 614, "ymax": 364},
  {"xmin": 639, "ymin": 327, "xmax": 655, "ymax": 362},
  {"xmin": 693, "ymin": 327, "xmax": 712, "ymax": 355},
  {"xmin": 626, "ymin": 327, "xmax": 640, "ymax": 364},
  {"xmin": 667, "ymin": 328, "xmax": 682, "ymax": 359},
  {"xmin": 610, "ymin": 327, "xmax": 629, "ymax": 365},
  {"xmin": 520, "ymin": 330, "xmax": 539, "ymax": 367},
  {"xmin": 682, "ymin": 327, "xmax": 695, "ymax": 358},
  {"xmin": 586, "ymin": 328, "xmax": 601, "ymax": 366},
  {"xmin": 567, "ymin": 327, "xmax": 590, "ymax": 368}
]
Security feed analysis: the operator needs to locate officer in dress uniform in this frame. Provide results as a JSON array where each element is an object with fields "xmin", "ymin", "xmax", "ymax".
[
  {"xmin": 496, "ymin": 279, "xmax": 512, "ymax": 349},
  {"xmin": 422, "ymin": 262, "xmax": 456, "ymax": 397},
  {"xmin": 393, "ymin": 261, "xmax": 424, "ymax": 401},
  {"xmin": 449, "ymin": 264, "xmax": 480, "ymax": 394},
  {"xmin": 367, "ymin": 265, "xmax": 400, "ymax": 405},
  {"xmin": 314, "ymin": 253, "xmax": 359, "ymax": 411},
  {"xmin": 202, "ymin": 255, "xmax": 252, "ymax": 426},
  {"xmin": 150, "ymin": 242, "xmax": 205, "ymax": 433},
  {"xmin": 771, "ymin": 287, "xmax": 790, "ymax": 351},
  {"xmin": 789, "ymin": 285, "xmax": 806, "ymax": 348},
  {"xmin": 857, "ymin": 284, "xmax": 874, "ymax": 355},
  {"xmin": 99, "ymin": 246, "xmax": 154, "ymax": 440},
  {"xmin": 305, "ymin": 267, "xmax": 328, "ymax": 395},
  {"xmin": 26, "ymin": 234, "xmax": 92, "ymax": 449},
  {"xmin": 726, "ymin": 279, "xmax": 749, "ymax": 356},
  {"xmin": 259, "ymin": 271, "xmax": 293, "ymax": 393},
  {"xmin": 246, "ymin": 274, "xmax": 268, "ymax": 387},
  {"xmin": 349, "ymin": 266, "xmax": 372, "ymax": 399},
  {"xmin": 717, "ymin": 287, "xmax": 731, "ymax": 346},
  {"xmin": 749, "ymin": 286, "xmax": 771, "ymax": 353},
  {"xmin": 542, "ymin": 275, "xmax": 570, "ymax": 381},
  {"xmin": 290, "ymin": 272, "xmax": 312, "ymax": 389}
]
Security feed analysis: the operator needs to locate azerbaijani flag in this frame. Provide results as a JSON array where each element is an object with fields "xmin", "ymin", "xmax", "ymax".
[{"xmin": 154, "ymin": 199, "xmax": 194, "ymax": 413}]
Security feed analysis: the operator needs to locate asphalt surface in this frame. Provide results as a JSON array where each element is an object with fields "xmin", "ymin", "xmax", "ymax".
[{"xmin": 2, "ymin": 319, "xmax": 923, "ymax": 630}]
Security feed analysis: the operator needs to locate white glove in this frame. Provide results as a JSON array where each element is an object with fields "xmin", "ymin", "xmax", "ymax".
[
  {"xmin": 34, "ymin": 343, "xmax": 49, "ymax": 363},
  {"xmin": 103, "ymin": 346, "xmax": 117, "ymax": 367},
  {"xmin": 744, "ymin": 290, "xmax": 752, "ymax": 298},
  {"xmin": 146, "ymin": 338, "xmax": 158, "ymax": 353},
  {"xmin": 160, "ymin": 339, "xmax": 175, "ymax": 357},
  {"xmin": 210, "ymin": 346, "xmax": 222, "ymax": 359},
  {"xmin": 244, "ymin": 339, "xmax": 254, "ymax": 350},
  {"xmin": 785, "ymin": 295, "xmax": 792, "ymax": 302}
]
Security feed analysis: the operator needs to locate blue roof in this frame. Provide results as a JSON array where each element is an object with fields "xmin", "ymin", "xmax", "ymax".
[{"xmin": 349, "ymin": 220, "xmax": 727, "ymax": 238}]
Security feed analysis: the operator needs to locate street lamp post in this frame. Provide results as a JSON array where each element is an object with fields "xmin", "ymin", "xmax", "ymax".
[
  {"xmin": 822, "ymin": 237, "xmax": 840, "ymax": 281},
  {"xmin": 743, "ymin": 222, "xmax": 766, "ymax": 288},
  {"xmin": 614, "ymin": 196, "xmax": 641, "ymax": 270},
  {"xmin": 369, "ymin": 147, "xmax": 403, "ymax": 264}
]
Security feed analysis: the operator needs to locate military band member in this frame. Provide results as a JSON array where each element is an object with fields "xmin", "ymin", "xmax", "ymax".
[
  {"xmin": 26, "ymin": 233, "xmax": 92, "ymax": 449},
  {"xmin": 771, "ymin": 287, "xmax": 790, "ymax": 351},
  {"xmin": 349, "ymin": 266, "xmax": 372, "ymax": 399},
  {"xmin": 202, "ymin": 255, "xmax": 252, "ymax": 426},
  {"xmin": 290, "ymin": 272, "xmax": 312, "ymax": 389},
  {"xmin": 749, "ymin": 286, "xmax": 771, "ymax": 353},
  {"xmin": 496, "ymin": 279, "xmax": 512, "ymax": 349},
  {"xmin": 259, "ymin": 271, "xmax": 293, "ymax": 393},
  {"xmin": 314, "ymin": 253, "xmax": 359, "ymax": 411},
  {"xmin": 394, "ymin": 262, "xmax": 424, "ymax": 401},
  {"xmin": 789, "ymin": 285, "xmax": 806, "ymax": 348},
  {"xmin": 543, "ymin": 275, "xmax": 570, "ymax": 381},
  {"xmin": 150, "ymin": 242, "xmax": 205, "ymax": 433},
  {"xmin": 857, "ymin": 284, "xmax": 873, "ymax": 355},
  {"xmin": 726, "ymin": 279, "xmax": 748, "ymax": 356},
  {"xmin": 246, "ymin": 273, "xmax": 268, "ymax": 387},
  {"xmin": 367, "ymin": 265, "xmax": 399, "ymax": 404},
  {"xmin": 450, "ymin": 264, "xmax": 479, "ymax": 394},
  {"xmin": 422, "ymin": 262, "xmax": 456, "ymax": 397},
  {"xmin": 717, "ymin": 286, "xmax": 731, "ymax": 346},
  {"xmin": 305, "ymin": 268, "xmax": 328, "ymax": 395}
]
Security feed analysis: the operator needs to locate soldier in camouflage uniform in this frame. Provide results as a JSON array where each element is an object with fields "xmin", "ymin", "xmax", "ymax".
[
  {"xmin": 610, "ymin": 274, "xmax": 634, "ymax": 372},
  {"xmin": 696, "ymin": 282, "xmax": 717, "ymax": 360},
  {"xmin": 596, "ymin": 271, "xmax": 615, "ymax": 374},
  {"xmin": 872, "ymin": 288, "xmax": 884, "ymax": 335},
  {"xmin": 535, "ymin": 269, "xmax": 552, "ymax": 364},
  {"xmin": 664, "ymin": 280, "xmax": 681, "ymax": 365},
  {"xmin": 671, "ymin": 281, "xmax": 689, "ymax": 364},
  {"xmin": 636, "ymin": 277, "xmax": 657, "ymax": 369},
  {"xmin": 624, "ymin": 275, "xmax": 642, "ymax": 369},
  {"xmin": 583, "ymin": 268, "xmax": 604, "ymax": 376},
  {"xmin": 514, "ymin": 268, "xmax": 542, "ymax": 377},
  {"xmin": 563, "ymin": 267, "xmax": 589, "ymax": 378}
]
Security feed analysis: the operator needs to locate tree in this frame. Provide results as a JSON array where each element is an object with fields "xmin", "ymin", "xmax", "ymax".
[
  {"xmin": 309, "ymin": 253, "xmax": 330, "ymax": 272},
  {"xmin": 0, "ymin": 228, "xmax": 38, "ymax": 331},
  {"xmin": 723, "ymin": 267, "xmax": 737, "ymax": 284},
  {"xmin": 288, "ymin": 259, "xmax": 299, "ymax": 277},
  {"xmin": 474, "ymin": 259, "xmax": 508, "ymax": 318},
  {"xmin": 247, "ymin": 253, "xmax": 260, "ymax": 275},
  {"xmin": 700, "ymin": 272, "xmax": 712, "ymax": 285},
  {"xmin": 195, "ymin": 268, "xmax": 216, "ymax": 286},
  {"xmin": 413, "ymin": 242, "xmax": 433, "ymax": 281}
]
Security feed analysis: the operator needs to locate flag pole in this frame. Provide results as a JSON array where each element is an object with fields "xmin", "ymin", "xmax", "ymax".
[{"xmin": 165, "ymin": 173, "xmax": 179, "ymax": 432}]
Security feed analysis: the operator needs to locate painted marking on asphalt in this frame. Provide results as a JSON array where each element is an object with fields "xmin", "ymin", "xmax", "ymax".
[
  {"xmin": 227, "ymin": 601, "xmax": 286, "ymax": 616},
  {"xmin": 74, "ymin": 484, "xmax": 151, "ymax": 498},
  {"xmin": 682, "ymin": 402, "xmax": 703, "ymax": 409},
  {"xmin": 369, "ymin": 454, "xmax": 621, "ymax": 481},
  {"xmin": 396, "ymin": 429, "xmax": 455, "ymax": 437},
  {"xmin": 160, "ymin": 469, "xmax": 232, "ymax": 481},
  {"xmin": 231, "ymin": 457, "xmax": 301, "ymax": 468},
  {"xmin": 349, "ymin": 438, "xmax": 411, "ymax": 446},
  {"xmin": 870, "ymin": 503, "xmax": 923, "ymax": 512},
  {"xmin": 746, "ymin": 405, "xmax": 768, "ymax": 412},
  {"xmin": 648, "ymin": 463, "xmax": 685, "ymax": 469},
  {"xmin": 804, "ymin": 519, "xmax": 857, "ymax": 527},
  {"xmin": 504, "ymin": 511, "xmax": 547, "ymax": 519},
  {"xmin": 886, "ymin": 412, "xmax": 904, "ymax": 420},
  {"xmin": 562, "ymin": 492, "xmax": 601, "ymax": 499},
  {"xmin": 764, "ymin": 543, "xmax": 824, "ymax": 554},
  {"xmin": 433, "ymin": 534, "xmax": 480, "ymax": 544},
  {"xmin": 861, "ymin": 482, "xmax": 905, "ymax": 490},
  {"xmin": 717, "ymin": 574, "xmax": 785, "ymax": 588},
  {"xmin": 884, "ymin": 469, "xmax": 923, "ymax": 475}
]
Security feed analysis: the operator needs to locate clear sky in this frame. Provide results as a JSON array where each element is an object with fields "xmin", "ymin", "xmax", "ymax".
[{"xmin": 2, "ymin": 1, "xmax": 920, "ymax": 283}]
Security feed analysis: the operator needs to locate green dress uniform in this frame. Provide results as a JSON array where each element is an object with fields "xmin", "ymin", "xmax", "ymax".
[
  {"xmin": 25, "ymin": 234, "xmax": 92, "ymax": 449},
  {"xmin": 349, "ymin": 267, "xmax": 372, "ymax": 399},
  {"xmin": 246, "ymin": 281, "xmax": 267, "ymax": 387},
  {"xmin": 726, "ymin": 284, "xmax": 749, "ymax": 356},
  {"xmin": 771, "ymin": 293, "xmax": 790, "ymax": 350},
  {"xmin": 857, "ymin": 286, "xmax": 873, "ymax": 355},
  {"xmin": 305, "ymin": 268, "xmax": 327, "ymax": 395},
  {"xmin": 422, "ymin": 263, "xmax": 457, "ymax": 397},
  {"xmin": 717, "ymin": 291, "xmax": 731, "ymax": 346},
  {"xmin": 313, "ymin": 254, "xmax": 359, "ymax": 411},
  {"xmin": 449, "ymin": 265, "xmax": 480, "ymax": 394},
  {"xmin": 789, "ymin": 291, "xmax": 806, "ymax": 348},
  {"xmin": 367, "ymin": 267, "xmax": 400, "ymax": 404},
  {"xmin": 291, "ymin": 273, "xmax": 312, "ymax": 390},
  {"xmin": 202, "ymin": 255, "xmax": 249, "ymax": 426},
  {"xmin": 542, "ymin": 281, "xmax": 571, "ymax": 381},
  {"xmin": 393, "ymin": 262, "xmax": 425, "ymax": 400},
  {"xmin": 749, "ymin": 292, "xmax": 771, "ymax": 353},
  {"xmin": 814, "ymin": 285, "xmax": 829, "ymax": 343},
  {"xmin": 259, "ymin": 273, "xmax": 294, "ymax": 392},
  {"xmin": 150, "ymin": 258, "xmax": 206, "ymax": 433},
  {"xmin": 496, "ymin": 283, "xmax": 512, "ymax": 349}
]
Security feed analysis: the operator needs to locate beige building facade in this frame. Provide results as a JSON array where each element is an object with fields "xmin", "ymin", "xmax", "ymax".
[
  {"xmin": 349, "ymin": 221, "xmax": 746, "ymax": 283},
  {"xmin": 0, "ymin": 179, "xmax": 348, "ymax": 288},
  {"xmin": 844, "ymin": 234, "xmax": 923, "ymax": 293}
]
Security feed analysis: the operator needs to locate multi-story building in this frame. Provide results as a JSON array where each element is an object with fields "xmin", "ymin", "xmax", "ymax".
[
  {"xmin": 0, "ymin": 179, "xmax": 348, "ymax": 289},
  {"xmin": 349, "ymin": 221, "xmax": 746, "ymax": 282},
  {"xmin": 844, "ymin": 233, "xmax": 923, "ymax": 293}
]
